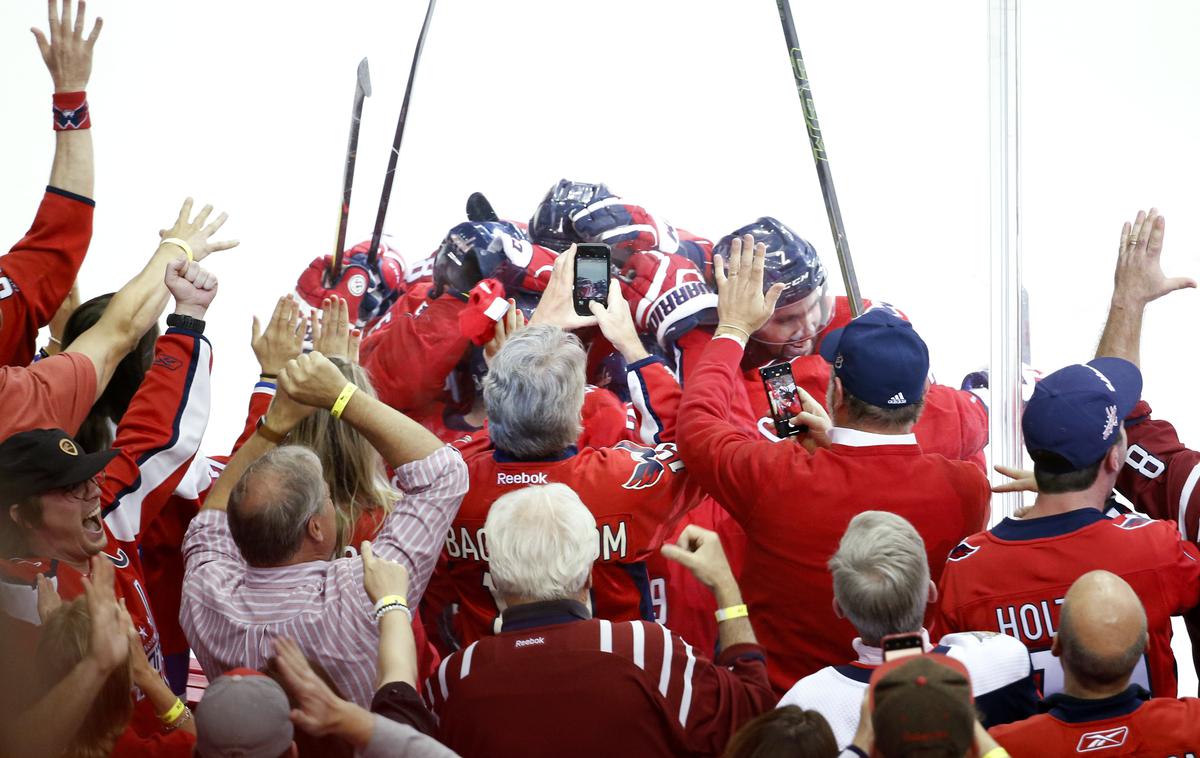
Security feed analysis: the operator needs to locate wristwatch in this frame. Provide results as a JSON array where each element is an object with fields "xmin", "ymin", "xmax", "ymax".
[
  {"xmin": 255, "ymin": 416, "xmax": 288, "ymax": 445},
  {"xmin": 166, "ymin": 313, "xmax": 206, "ymax": 334}
]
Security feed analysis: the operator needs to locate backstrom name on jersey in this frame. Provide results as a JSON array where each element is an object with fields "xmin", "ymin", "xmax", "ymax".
[{"xmin": 446, "ymin": 517, "xmax": 631, "ymax": 562}]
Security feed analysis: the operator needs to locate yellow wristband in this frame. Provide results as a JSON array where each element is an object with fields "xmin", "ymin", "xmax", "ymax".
[
  {"xmin": 159, "ymin": 697, "xmax": 186, "ymax": 726},
  {"xmin": 980, "ymin": 749, "xmax": 1009, "ymax": 758},
  {"xmin": 715, "ymin": 604, "xmax": 749, "ymax": 623},
  {"xmin": 330, "ymin": 383, "xmax": 358, "ymax": 420},
  {"xmin": 161, "ymin": 237, "xmax": 194, "ymax": 263}
]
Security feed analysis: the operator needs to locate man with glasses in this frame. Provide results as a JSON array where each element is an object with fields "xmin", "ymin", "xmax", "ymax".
[{"xmin": 0, "ymin": 257, "xmax": 217, "ymax": 733}]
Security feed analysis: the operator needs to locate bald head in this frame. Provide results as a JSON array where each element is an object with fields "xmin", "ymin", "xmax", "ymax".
[{"xmin": 1057, "ymin": 571, "xmax": 1148, "ymax": 692}]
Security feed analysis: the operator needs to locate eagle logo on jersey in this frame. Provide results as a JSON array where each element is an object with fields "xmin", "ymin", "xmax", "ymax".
[
  {"xmin": 615, "ymin": 441, "xmax": 668, "ymax": 490},
  {"xmin": 1076, "ymin": 726, "xmax": 1127, "ymax": 752},
  {"xmin": 947, "ymin": 541, "xmax": 979, "ymax": 562}
]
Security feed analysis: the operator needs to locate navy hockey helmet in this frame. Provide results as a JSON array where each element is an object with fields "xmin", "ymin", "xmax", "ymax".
[
  {"xmin": 432, "ymin": 220, "xmax": 529, "ymax": 298},
  {"xmin": 529, "ymin": 178, "xmax": 614, "ymax": 252},
  {"xmin": 713, "ymin": 217, "xmax": 827, "ymax": 308}
]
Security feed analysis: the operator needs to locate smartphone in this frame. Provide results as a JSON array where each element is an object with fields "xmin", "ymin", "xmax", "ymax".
[
  {"xmin": 881, "ymin": 632, "xmax": 925, "ymax": 662},
  {"xmin": 573, "ymin": 243, "xmax": 612, "ymax": 317},
  {"xmin": 759, "ymin": 362, "xmax": 808, "ymax": 438}
]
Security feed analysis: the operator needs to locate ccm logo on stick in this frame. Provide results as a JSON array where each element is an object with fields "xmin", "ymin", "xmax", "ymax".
[{"xmin": 497, "ymin": 472, "xmax": 548, "ymax": 485}]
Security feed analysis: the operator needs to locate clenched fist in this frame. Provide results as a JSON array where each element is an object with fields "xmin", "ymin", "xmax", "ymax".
[{"xmin": 278, "ymin": 351, "xmax": 351, "ymax": 410}]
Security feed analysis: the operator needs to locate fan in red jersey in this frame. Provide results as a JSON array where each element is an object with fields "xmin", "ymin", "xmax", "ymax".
[{"xmin": 990, "ymin": 571, "xmax": 1200, "ymax": 754}]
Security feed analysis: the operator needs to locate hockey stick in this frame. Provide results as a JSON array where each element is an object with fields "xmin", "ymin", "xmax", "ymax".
[
  {"xmin": 330, "ymin": 58, "xmax": 373, "ymax": 284},
  {"xmin": 774, "ymin": 0, "xmax": 863, "ymax": 317},
  {"xmin": 466, "ymin": 191, "xmax": 499, "ymax": 222},
  {"xmin": 368, "ymin": 0, "xmax": 438, "ymax": 268}
]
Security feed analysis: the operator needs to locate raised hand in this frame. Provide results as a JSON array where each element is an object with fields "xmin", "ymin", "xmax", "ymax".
[
  {"xmin": 36, "ymin": 574, "xmax": 63, "ymax": 623},
  {"xmin": 1114, "ymin": 209, "xmax": 1196, "ymax": 307},
  {"xmin": 159, "ymin": 198, "xmax": 239, "ymax": 262},
  {"xmin": 527, "ymin": 245, "xmax": 599, "ymax": 331},
  {"xmin": 588, "ymin": 283, "xmax": 649, "ymax": 362},
  {"xmin": 252, "ymin": 295, "xmax": 305, "ymax": 377},
  {"xmin": 82, "ymin": 555, "xmax": 129, "ymax": 674},
  {"xmin": 660, "ymin": 525, "xmax": 736, "ymax": 592},
  {"xmin": 713, "ymin": 234, "xmax": 785, "ymax": 340},
  {"xmin": 483, "ymin": 298, "xmax": 526, "ymax": 367},
  {"xmin": 311, "ymin": 296, "xmax": 361, "ymax": 363},
  {"xmin": 278, "ymin": 351, "xmax": 350, "ymax": 409},
  {"xmin": 32, "ymin": 0, "xmax": 102, "ymax": 92},
  {"xmin": 360, "ymin": 541, "xmax": 410, "ymax": 605},
  {"xmin": 991, "ymin": 464, "xmax": 1037, "ymax": 494},
  {"xmin": 165, "ymin": 258, "xmax": 218, "ymax": 319},
  {"xmin": 47, "ymin": 280, "xmax": 80, "ymax": 354}
]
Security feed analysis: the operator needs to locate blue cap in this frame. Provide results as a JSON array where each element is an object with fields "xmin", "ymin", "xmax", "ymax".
[
  {"xmin": 1023, "ymin": 358, "xmax": 1142, "ymax": 472},
  {"xmin": 818, "ymin": 309, "xmax": 930, "ymax": 407}
]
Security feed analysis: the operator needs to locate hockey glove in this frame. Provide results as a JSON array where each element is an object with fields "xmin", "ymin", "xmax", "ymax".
[{"xmin": 619, "ymin": 251, "xmax": 719, "ymax": 350}]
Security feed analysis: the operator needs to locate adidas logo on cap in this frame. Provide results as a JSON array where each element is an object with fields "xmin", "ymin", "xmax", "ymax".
[{"xmin": 887, "ymin": 392, "xmax": 907, "ymax": 405}]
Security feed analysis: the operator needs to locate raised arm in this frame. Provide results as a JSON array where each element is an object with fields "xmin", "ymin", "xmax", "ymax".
[
  {"xmin": 63, "ymin": 198, "xmax": 237, "ymax": 400},
  {"xmin": 1095, "ymin": 209, "xmax": 1196, "ymax": 365}
]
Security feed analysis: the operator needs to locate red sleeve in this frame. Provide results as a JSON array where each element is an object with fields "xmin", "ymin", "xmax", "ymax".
[
  {"xmin": 0, "ymin": 188, "xmax": 94, "ymax": 367},
  {"xmin": 361, "ymin": 291, "xmax": 469, "ymax": 412},
  {"xmin": 673, "ymin": 326, "xmax": 715, "ymax": 388},
  {"xmin": 675, "ymin": 337, "xmax": 815, "ymax": 524},
  {"xmin": 578, "ymin": 385, "xmax": 630, "ymax": 448},
  {"xmin": 0, "ymin": 352, "xmax": 97, "ymax": 440},
  {"xmin": 626, "ymin": 356, "xmax": 683, "ymax": 444},
  {"xmin": 1118, "ymin": 400, "xmax": 1200, "ymax": 541},
  {"xmin": 100, "ymin": 328, "xmax": 212, "ymax": 545},
  {"xmin": 228, "ymin": 381, "xmax": 275, "ymax": 455}
]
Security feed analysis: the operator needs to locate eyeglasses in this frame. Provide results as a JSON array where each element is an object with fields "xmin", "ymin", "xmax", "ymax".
[{"xmin": 56, "ymin": 472, "xmax": 106, "ymax": 502}]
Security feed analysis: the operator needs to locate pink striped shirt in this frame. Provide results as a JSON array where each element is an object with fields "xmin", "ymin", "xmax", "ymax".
[{"xmin": 180, "ymin": 445, "xmax": 467, "ymax": 706}]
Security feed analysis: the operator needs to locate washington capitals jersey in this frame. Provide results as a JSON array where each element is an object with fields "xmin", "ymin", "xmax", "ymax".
[
  {"xmin": 935, "ymin": 509, "xmax": 1200, "ymax": 698},
  {"xmin": 0, "ymin": 328, "xmax": 211, "ymax": 731},
  {"xmin": 440, "ymin": 356, "xmax": 703, "ymax": 645},
  {"xmin": 1117, "ymin": 399, "xmax": 1200, "ymax": 542}
]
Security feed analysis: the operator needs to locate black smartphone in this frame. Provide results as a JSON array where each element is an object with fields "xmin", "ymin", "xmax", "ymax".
[
  {"xmin": 759, "ymin": 362, "xmax": 807, "ymax": 438},
  {"xmin": 881, "ymin": 632, "xmax": 925, "ymax": 662},
  {"xmin": 573, "ymin": 243, "xmax": 611, "ymax": 317}
]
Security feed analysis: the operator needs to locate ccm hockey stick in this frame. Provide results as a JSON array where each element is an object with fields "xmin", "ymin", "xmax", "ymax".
[
  {"xmin": 774, "ymin": 0, "xmax": 863, "ymax": 317},
  {"xmin": 330, "ymin": 58, "xmax": 372, "ymax": 283},
  {"xmin": 368, "ymin": 0, "xmax": 438, "ymax": 267}
]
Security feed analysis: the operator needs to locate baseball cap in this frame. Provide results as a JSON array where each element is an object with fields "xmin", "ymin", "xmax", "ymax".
[
  {"xmin": 1023, "ymin": 358, "xmax": 1142, "ymax": 472},
  {"xmin": 0, "ymin": 429, "xmax": 117, "ymax": 505},
  {"xmin": 196, "ymin": 669, "xmax": 294, "ymax": 758},
  {"xmin": 819, "ymin": 309, "xmax": 930, "ymax": 407},
  {"xmin": 869, "ymin": 654, "xmax": 974, "ymax": 757}
]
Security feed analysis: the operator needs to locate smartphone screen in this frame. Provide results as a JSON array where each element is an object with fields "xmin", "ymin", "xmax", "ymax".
[
  {"xmin": 574, "ymin": 244, "xmax": 611, "ymax": 316},
  {"xmin": 881, "ymin": 632, "xmax": 925, "ymax": 662},
  {"xmin": 759, "ymin": 362, "xmax": 807, "ymax": 438}
]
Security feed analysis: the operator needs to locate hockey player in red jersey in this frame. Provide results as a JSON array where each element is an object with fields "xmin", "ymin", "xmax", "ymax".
[
  {"xmin": 936, "ymin": 355, "xmax": 1200, "ymax": 698},
  {"xmin": 439, "ymin": 247, "xmax": 705, "ymax": 646},
  {"xmin": 990, "ymin": 570, "xmax": 1200, "ymax": 754},
  {"xmin": 677, "ymin": 238, "xmax": 989, "ymax": 694},
  {"xmin": 0, "ymin": 258, "xmax": 216, "ymax": 734}
]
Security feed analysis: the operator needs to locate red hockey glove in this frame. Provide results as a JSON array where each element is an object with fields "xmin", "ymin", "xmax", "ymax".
[
  {"xmin": 295, "ymin": 241, "xmax": 406, "ymax": 329},
  {"xmin": 619, "ymin": 251, "xmax": 718, "ymax": 349},
  {"xmin": 570, "ymin": 196, "xmax": 682, "ymax": 261},
  {"xmin": 458, "ymin": 279, "xmax": 510, "ymax": 346}
]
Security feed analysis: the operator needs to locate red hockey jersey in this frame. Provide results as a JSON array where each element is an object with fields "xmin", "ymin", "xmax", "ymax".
[
  {"xmin": 424, "ymin": 600, "xmax": 775, "ymax": 758},
  {"xmin": 1116, "ymin": 399, "xmax": 1200, "ymax": 542},
  {"xmin": 935, "ymin": 509, "xmax": 1200, "ymax": 698},
  {"xmin": 0, "ymin": 187, "xmax": 93, "ymax": 367},
  {"xmin": 441, "ymin": 356, "xmax": 703, "ymax": 645},
  {"xmin": 989, "ymin": 686, "xmax": 1200, "ymax": 756},
  {"xmin": 0, "ymin": 328, "xmax": 211, "ymax": 732},
  {"xmin": 677, "ymin": 337, "xmax": 990, "ymax": 694}
]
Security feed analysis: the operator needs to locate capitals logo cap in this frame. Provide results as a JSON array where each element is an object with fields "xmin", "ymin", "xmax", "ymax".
[
  {"xmin": 819, "ymin": 309, "xmax": 930, "ymax": 408},
  {"xmin": 0, "ymin": 428, "xmax": 117, "ymax": 505},
  {"xmin": 1023, "ymin": 357, "xmax": 1142, "ymax": 472}
]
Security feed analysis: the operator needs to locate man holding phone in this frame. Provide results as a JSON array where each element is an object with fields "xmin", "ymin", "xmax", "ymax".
[{"xmin": 676, "ymin": 235, "xmax": 991, "ymax": 695}]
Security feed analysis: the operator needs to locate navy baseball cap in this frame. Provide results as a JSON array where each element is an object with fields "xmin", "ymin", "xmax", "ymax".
[
  {"xmin": 1023, "ymin": 358, "xmax": 1142, "ymax": 472},
  {"xmin": 819, "ymin": 309, "xmax": 930, "ymax": 407}
]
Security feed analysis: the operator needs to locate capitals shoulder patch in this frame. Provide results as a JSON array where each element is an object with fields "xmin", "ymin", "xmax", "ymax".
[{"xmin": 947, "ymin": 541, "xmax": 980, "ymax": 562}]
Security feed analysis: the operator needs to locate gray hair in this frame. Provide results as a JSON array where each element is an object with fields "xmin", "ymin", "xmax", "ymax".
[
  {"xmin": 228, "ymin": 445, "xmax": 327, "ymax": 567},
  {"xmin": 484, "ymin": 325, "xmax": 585, "ymax": 459},
  {"xmin": 828, "ymin": 511, "xmax": 930, "ymax": 645},
  {"xmin": 485, "ymin": 483, "xmax": 600, "ymax": 601}
]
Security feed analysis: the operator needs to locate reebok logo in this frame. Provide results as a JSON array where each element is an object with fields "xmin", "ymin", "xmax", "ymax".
[
  {"xmin": 514, "ymin": 637, "xmax": 545, "ymax": 648},
  {"xmin": 497, "ymin": 472, "xmax": 548, "ymax": 486},
  {"xmin": 887, "ymin": 392, "xmax": 907, "ymax": 405},
  {"xmin": 1075, "ymin": 726, "xmax": 1127, "ymax": 752}
]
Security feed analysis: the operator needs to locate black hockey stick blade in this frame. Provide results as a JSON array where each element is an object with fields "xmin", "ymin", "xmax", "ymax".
[
  {"xmin": 369, "ymin": 0, "xmax": 438, "ymax": 267},
  {"xmin": 774, "ymin": 0, "xmax": 863, "ymax": 317},
  {"xmin": 330, "ymin": 57, "xmax": 372, "ymax": 284},
  {"xmin": 466, "ymin": 192, "xmax": 499, "ymax": 222}
]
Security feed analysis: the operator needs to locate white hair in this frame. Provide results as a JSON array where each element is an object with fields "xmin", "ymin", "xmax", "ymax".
[
  {"xmin": 828, "ymin": 511, "xmax": 930, "ymax": 645},
  {"xmin": 484, "ymin": 483, "xmax": 600, "ymax": 601}
]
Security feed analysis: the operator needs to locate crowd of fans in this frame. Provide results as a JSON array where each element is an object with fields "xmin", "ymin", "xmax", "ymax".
[{"xmin": 5, "ymin": 3, "xmax": 1200, "ymax": 756}]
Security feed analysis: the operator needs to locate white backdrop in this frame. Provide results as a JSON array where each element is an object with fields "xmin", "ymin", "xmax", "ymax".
[{"xmin": 2, "ymin": 0, "xmax": 1198, "ymax": 691}]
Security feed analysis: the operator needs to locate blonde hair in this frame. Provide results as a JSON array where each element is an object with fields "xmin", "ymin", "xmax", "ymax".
[
  {"xmin": 288, "ymin": 357, "xmax": 398, "ymax": 554},
  {"xmin": 36, "ymin": 598, "xmax": 133, "ymax": 758}
]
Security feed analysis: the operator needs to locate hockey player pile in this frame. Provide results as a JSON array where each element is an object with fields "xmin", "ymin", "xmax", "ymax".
[{"xmin": 5, "ymin": 3, "xmax": 1200, "ymax": 757}]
